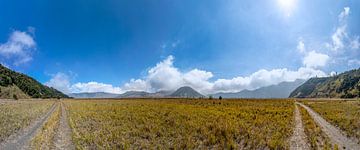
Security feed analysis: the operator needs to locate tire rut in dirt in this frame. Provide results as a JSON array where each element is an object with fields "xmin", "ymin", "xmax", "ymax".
[
  {"xmin": 0, "ymin": 102, "xmax": 58, "ymax": 150},
  {"xmin": 297, "ymin": 102, "xmax": 360, "ymax": 150},
  {"xmin": 290, "ymin": 103, "xmax": 310, "ymax": 150},
  {"xmin": 54, "ymin": 102, "xmax": 75, "ymax": 150}
]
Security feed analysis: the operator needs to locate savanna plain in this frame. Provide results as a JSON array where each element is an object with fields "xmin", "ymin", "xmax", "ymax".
[{"xmin": 0, "ymin": 99, "xmax": 359, "ymax": 149}]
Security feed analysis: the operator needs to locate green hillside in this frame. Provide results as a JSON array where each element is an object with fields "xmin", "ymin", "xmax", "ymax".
[
  {"xmin": 290, "ymin": 68, "xmax": 360, "ymax": 98},
  {"xmin": 0, "ymin": 64, "xmax": 69, "ymax": 99}
]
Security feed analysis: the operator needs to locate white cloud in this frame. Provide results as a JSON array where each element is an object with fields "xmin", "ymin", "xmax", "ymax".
[
  {"xmin": 121, "ymin": 56, "xmax": 214, "ymax": 93},
  {"xmin": 45, "ymin": 72, "xmax": 124, "ymax": 94},
  {"xmin": 123, "ymin": 79, "xmax": 149, "ymax": 91},
  {"xmin": 297, "ymin": 40, "xmax": 305, "ymax": 53},
  {"xmin": 120, "ymin": 56, "xmax": 326, "ymax": 94},
  {"xmin": 45, "ymin": 72, "xmax": 71, "ymax": 94},
  {"xmin": 212, "ymin": 67, "xmax": 326, "ymax": 93},
  {"xmin": 330, "ymin": 71, "xmax": 337, "ymax": 76},
  {"xmin": 330, "ymin": 25, "xmax": 347, "ymax": 51},
  {"xmin": 328, "ymin": 7, "xmax": 360, "ymax": 52},
  {"xmin": 338, "ymin": 7, "xmax": 350, "ymax": 23},
  {"xmin": 47, "ymin": 55, "xmax": 327, "ymax": 95},
  {"xmin": 70, "ymin": 82, "xmax": 123, "ymax": 94},
  {"xmin": 0, "ymin": 30, "xmax": 36, "ymax": 65},
  {"xmin": 303, "ymin": 51, "xmax": 329, "ymax": 68}
]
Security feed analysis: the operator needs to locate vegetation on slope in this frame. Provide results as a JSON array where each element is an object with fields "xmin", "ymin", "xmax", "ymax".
[
  {"xmin": 0, "ymin": 64, "xmax": 68, "ymax": 99},
  {"xmin": 290, "ymin": 68, "xmax": 360, "ymax": 98},
  {"xmin": 0, "ymin": 85, "xmax": 30, "ymax": 99}
]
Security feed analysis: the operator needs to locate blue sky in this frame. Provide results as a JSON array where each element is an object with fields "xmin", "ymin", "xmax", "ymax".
[{"xmin": 0, "ymin": 0, "xmax": 359, "ymax": 94}]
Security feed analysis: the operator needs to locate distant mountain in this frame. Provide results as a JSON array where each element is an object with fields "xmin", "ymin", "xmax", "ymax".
[
  {"xmin": 290, "ymin": 68, "xmax": 360, "ymax": 98},
  {"xmin": 212, "ymin": 79, "xmax": 305, "ymax": 98},
  {"xmin": 116, "ymin": 90, "xmax": 174, "ymax": 98},
  {"xmin": 117, "ymin": 91, "xmax": 151, "ymax": 98},
  {"xmin": 170, "ymin": 86, "xmax": 204, "ymax": 98},
  {"xmin": 69, "ymin": 92, "xmax": 120, "ymax": 98},
  {"xmin": 0, "ymin": 64, "xmax": 68, "ymax": 99}
]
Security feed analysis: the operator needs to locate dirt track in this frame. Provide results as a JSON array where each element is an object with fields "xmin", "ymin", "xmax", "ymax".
[
  {"xmin": 297, "ymin": 102, "xmax": 360, "ymax": 150},
  {"xmin": 0, "ymin": 102, "xmax": 58, "ymax": 150},
  {"xmin": 289, "ymin": 104, "xmax": 310, "ymax": 150},
  {"xmin": 54, "ymin": 102, "xmax": 75, "ymax": 150}
]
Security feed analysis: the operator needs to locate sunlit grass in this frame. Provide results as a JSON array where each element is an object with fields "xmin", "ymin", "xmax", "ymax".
[
  {"xmin": 298, "ymin": 105, "xmax": 332, "ymax": 149},
  {"xmin": 0, "ymin": 100, "xmax": 54, "ymax": 142},
  {"xmin": 303, "ymin": 100, "xmax": 360, "ymax": 140},
  {"xmin": 31, "ymin": 103, "xmax": 60, "ymax": 149},
  {"xmin": 66, "ymin": 99, "xmax": 294, "ymax": 149}
]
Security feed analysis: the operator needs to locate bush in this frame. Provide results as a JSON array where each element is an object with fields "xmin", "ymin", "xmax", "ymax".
[{"xmin": 13, "ymin": 94, "xmax": 18, "ymax": 100}]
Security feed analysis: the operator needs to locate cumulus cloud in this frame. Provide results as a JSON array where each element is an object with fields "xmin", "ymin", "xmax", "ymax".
[
  {"xmin": 45, "ymin": 72, "xmax": 71, "ymax": 94},
  {"xmin": 212, "ymin": 67, "xmax": 326, "ymax": 93},
  {"xmin": 70, "ymin": 82, "xmax": 123, "ymax": 94},
  {"xmin": 46, "ymin": 56, "xmax": 327, "ymax": 95},
  {"xmin": 45, "ymin": 72, "xmax": 124, "ymax": 94},
  {"xmin": 116, "ymin": 56, "xmax": 325, "ymax": 94},
  {"xmin": 0, "ymin": 30, "xmax": 36, "ymax": 65},
  {"xmin": 303, "ymin": 51, "xmax": 329, "ymax": 68},
  {"xmin": 121, "ymin": 56, "xmax": 214, "ymax": 93}
]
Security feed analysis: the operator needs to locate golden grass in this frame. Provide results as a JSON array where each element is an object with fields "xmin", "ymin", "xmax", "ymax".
[
  {"xmin": 30, "ymin": 103, "xmax": 60, "ymax": 149},
  {"xmin": 303, "ymin": 100, "xmax": 360, "ymax": 140},
  {"xmin": 298, "ymin": 105, "xmax": 332, "ymax": 149},
  {"xmin": 66, "ymin": 99, "xmax": 294, "ymax": 149},
  {"xmin": 0, "ymin": 100, "xmax": 54, "ymax": 142}
]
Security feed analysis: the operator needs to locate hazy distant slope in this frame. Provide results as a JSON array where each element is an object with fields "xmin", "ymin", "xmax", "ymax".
[
  {"xmin": 212, "ymin": 79, "xmax": 305, "ymax": 98},
  {"xmin": 0, "ymin": 64, "xmax": 68, "ymax": 99},
  {"xmin": 170, "ymin": 86, "xmax": 204, "ymax": 98},
  {"xmin": 290, "ymin": 68, "xmax": 360, "ymax": 98},
  {"xmin": 69, "ymin": 92, "xmax": 120, "ymax": 98},
  {"xmin": 117, "ymin": 91, "xmax": 151, "ymax": 98}
]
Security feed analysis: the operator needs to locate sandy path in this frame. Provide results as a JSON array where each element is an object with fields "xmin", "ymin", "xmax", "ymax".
[
  {"xmin": 0, "ymin": 102, "xmax": 58, "ymax": 150},
  {"xmin": 54, "ymin": 102, "xmax": 75, "ymax": 150},
  {"xmin": 297, "ymin": 102, "xmax": 360, "ymax": 150},
  {"xmin": 290, "ymin": 104, "xmax": 310, "ymax": 150}
]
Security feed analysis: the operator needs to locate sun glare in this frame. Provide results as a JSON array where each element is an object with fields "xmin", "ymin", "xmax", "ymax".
[{"xmin": 277, "ymin": 0, "xmax": 296, "ymax": 16}]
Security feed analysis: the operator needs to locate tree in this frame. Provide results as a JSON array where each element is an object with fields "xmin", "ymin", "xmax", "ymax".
[
  {"xmin": 219, "ymin": 96, "xmax": 222, "ymax": 100},
  {"xmin": 209, "ymin": 96, "xmax": 213, "ymax": 99}
]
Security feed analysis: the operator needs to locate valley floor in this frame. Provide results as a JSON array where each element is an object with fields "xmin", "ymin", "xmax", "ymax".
[{"xmin": 0, "ymin": 99, "xmax": 359, "ymax": 149}]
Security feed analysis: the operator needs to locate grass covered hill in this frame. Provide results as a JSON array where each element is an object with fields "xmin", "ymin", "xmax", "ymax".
[
  {"xmin": 290, "ymin": 68, "xmax": 360, "ymax": 98},
  {"xmin": 0, "ymin": 64, "xmax": 68, "ymax": 99}
]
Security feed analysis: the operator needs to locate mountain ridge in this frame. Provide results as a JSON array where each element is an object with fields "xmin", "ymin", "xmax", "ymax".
[
  {"xmin": 212, "ymin": 79, "xmax": 305, "ymax": 98},
  {"xmin": 0, "ymin": 64, "xmax": 69, "ymax": 99},
  {"xmin": 290, "ymin": 68, "xmax": 360, "ymax": 98}
]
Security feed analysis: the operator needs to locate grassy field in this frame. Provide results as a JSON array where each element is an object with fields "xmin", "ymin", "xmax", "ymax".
[
  {"xmin": 0, "ymin": 100, "xmax": 55, "ymax": 142},
  {"xmin": 31, "ymin": 103, "xmax": 60, "ymax": 149},
  {"xmin": 303, "ymin": 100, "xmax": 360, "ymax": 141},
  {"xmin": 65, "ymin": 99, "xmax": 294, "ymax": 149}
]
